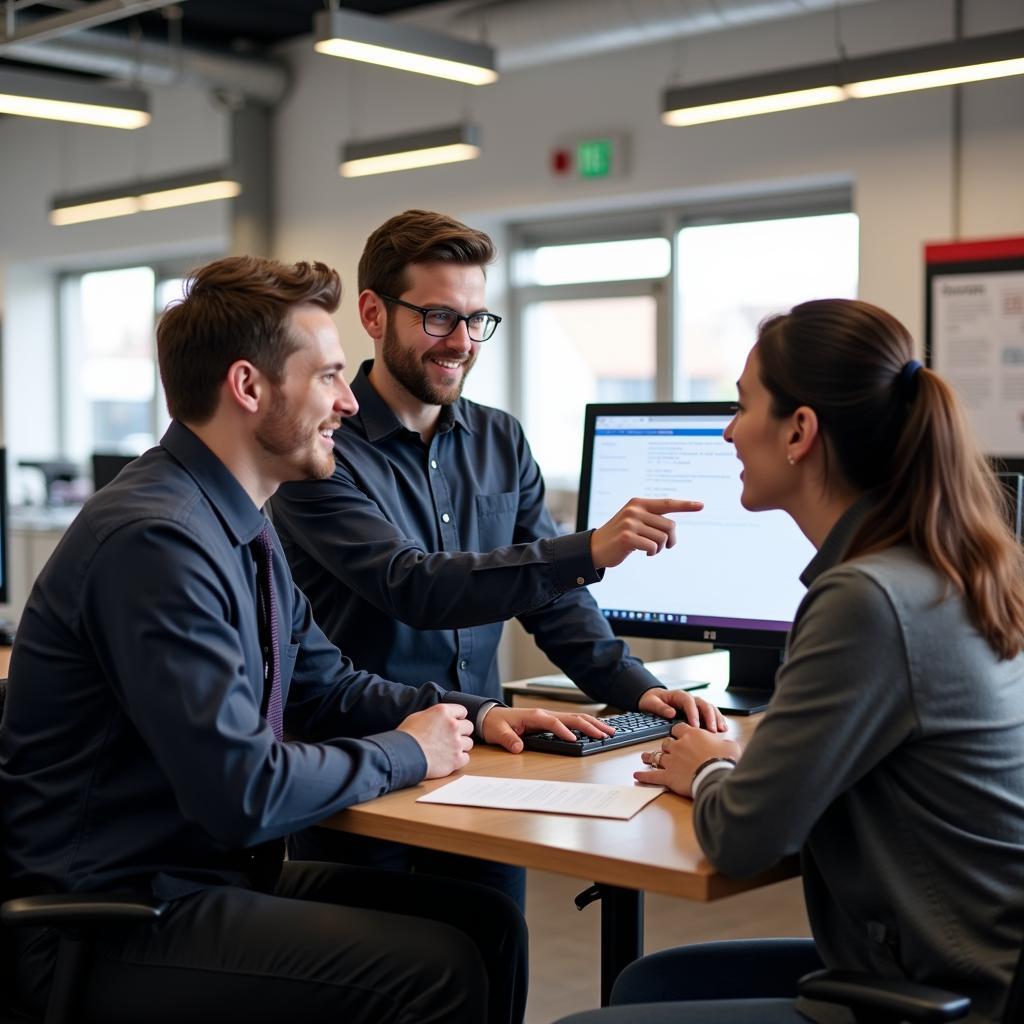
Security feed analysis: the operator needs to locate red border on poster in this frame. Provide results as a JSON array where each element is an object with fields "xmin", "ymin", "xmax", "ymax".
[{"xmin": 925, "ymin": 237, "xmax": 1024, "ymax": 265}]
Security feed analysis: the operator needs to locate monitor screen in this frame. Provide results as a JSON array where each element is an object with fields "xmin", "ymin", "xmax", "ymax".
[
  {"xmin": 0, "ymin": 448, "xmax": 8, "ymax": 606},
  {"xmin": 576, "ymin": 403, "xmax": 816, "ymax": 712},
  {"xmin": 91, "ymin": 453, "xmax": 137, "ymax": 492}
]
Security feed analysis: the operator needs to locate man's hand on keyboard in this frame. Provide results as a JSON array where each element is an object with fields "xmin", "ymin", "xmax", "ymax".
[
  {"xmin": 482, "ymin": 708, "xmax": 615, "ymax": 754},
  {"xmin": 638, "ymin": 687, "xmax": 727, "ymax": 732}
]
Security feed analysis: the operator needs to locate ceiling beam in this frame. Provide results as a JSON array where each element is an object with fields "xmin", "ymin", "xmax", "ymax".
[{"xmin": 0, "ymin": 0, "xmax": 186, "ymax": 50}]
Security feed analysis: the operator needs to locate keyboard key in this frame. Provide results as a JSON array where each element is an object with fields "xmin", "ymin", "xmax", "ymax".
[{"xmin": 522, "ymin": 711, "xmax": 672, "ymax": 757}]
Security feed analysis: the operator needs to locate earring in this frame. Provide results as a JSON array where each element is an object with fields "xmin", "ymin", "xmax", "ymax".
[{"xmin": 787, "ymin": 454, "xmax": 796, "ymax": 466}]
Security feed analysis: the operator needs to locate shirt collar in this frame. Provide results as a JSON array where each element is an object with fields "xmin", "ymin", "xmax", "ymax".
[
  {"xmin": 160, "ymin": 420, "xmax": 267, "ymax": 546},
  {"xmin": 351, "ymin": 359, "xmax": 472, "ymax": 443},
  {"xmin": 799, "ymin": 493, "xmax": 877, "ymax": 589}
]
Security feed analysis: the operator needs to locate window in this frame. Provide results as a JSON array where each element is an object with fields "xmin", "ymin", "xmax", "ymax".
[
  {"xmin": 60, "ymin": 266, "xmax": 188, "ymax": 463},
  {"xmin": 511, "ymin": 198, "xmax": 859, "ymax": 490},
  {"xmin": 675, "ymin": 212, "xmax": 859, "ymax": 399}
]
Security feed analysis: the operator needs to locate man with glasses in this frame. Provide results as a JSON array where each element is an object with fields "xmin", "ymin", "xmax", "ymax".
[{"xmin": 271, "ymin": 210, "xmax": 721, "ymax": 905}]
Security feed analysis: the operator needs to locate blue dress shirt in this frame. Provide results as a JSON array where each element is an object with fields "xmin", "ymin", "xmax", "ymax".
[
  {"xmin": 0, "ymin": 421, "xmax": 489, "ymax": 900},
  {"xmin": 271, "ymin": 361, "xmax": 661, "ymax": 707}
]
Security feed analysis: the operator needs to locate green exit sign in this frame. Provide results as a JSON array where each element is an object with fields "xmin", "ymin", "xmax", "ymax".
[
  {"xmin": 550, "ymin": 133, "xmax": 629, "ymax": 182},
  {"xmin": 577, "ymin": 138, "xmax": 614, "ymax": 178}
]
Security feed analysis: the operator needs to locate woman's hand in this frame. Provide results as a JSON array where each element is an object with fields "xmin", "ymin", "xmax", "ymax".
[{"xmin": 634, "ymin": 723, "xmax": 742, "ymax": 797}]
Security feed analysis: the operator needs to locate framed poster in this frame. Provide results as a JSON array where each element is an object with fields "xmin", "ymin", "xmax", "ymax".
[{"xmin": 925, "ymin": 236, "xmax": 1024, "ymax": 458}]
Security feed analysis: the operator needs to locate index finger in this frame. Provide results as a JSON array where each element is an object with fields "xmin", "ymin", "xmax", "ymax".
[{"xmin": 639, "ymin": 498, "xmax": 704, "ymax": 514}]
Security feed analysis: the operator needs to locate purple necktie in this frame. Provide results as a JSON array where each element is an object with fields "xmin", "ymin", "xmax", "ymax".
[{"xmin": 252, "ymin": 524, "xmax": 284, "ymax": 742}]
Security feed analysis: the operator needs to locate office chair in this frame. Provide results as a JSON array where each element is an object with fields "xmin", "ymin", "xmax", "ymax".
[
  {"xmin": 0, "ymin": 679, "xmax": 167, "ymax": 1024},
  {"xmin": 798, "ymin": 940, "xmax": 1024, "ymax": 1023}
]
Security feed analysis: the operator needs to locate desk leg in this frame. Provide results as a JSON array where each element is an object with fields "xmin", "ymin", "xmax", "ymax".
[{"xmin": 600, "ymin": 886, "xmax": 643, "ymax": 1006}]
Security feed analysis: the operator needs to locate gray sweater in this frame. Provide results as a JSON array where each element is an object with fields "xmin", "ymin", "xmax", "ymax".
[{"xmin": 695, "ymin": 501, "xmax": 1024, "ymax": 1023}]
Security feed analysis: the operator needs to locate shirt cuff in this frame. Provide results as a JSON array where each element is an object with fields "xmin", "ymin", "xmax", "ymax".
[
  {"xmin": 363, "ymin": 729, "xmax": 429, "ymax": 791},
  {"xmin": 691, "ymin": 759, "xmax": 736, "ymax": 800},
  {"xmin": 475, "ymin": 700, "xmax": 501, "ymax": 736},
  {"xmin": 545, "ymin": 530, "xmax": 603, "ymax": 592},
  {"xmin": 441, "ymin": 690, "xmax": 507, "ymax": 741}
]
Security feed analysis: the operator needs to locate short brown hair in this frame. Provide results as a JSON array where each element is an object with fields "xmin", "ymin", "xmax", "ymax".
[
  {"xmin": 157, "ymin": 255, "xmax": 341, "ymax": 424},
  {"xmin": 758, "ymin": 298, "xmax": 1024, "ymax": 659},
  {"xmin": 357, "ymin": 209, "xmax": 495, "ymax": 297}
]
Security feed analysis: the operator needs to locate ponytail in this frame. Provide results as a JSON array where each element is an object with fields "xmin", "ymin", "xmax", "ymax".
[{"xmin": 759, "ymin": 299, "xmax": 1024, "ymax": 660}]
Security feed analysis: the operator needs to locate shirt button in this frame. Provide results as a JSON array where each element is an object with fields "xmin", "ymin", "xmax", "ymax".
[
  {"xmin": 576, "ymin": 576, "xmax": 586, "ymax": 586},
  {"xmin": 460, "ymin": 659, "xmax": 468, "ymax": 670},
  {"xmin": 441, "ymin": 513, "xmax": 451, "ymax": 524},
  {"xmin": 430, "ymin": 459, "xmax": 438, "ymax": 470}
]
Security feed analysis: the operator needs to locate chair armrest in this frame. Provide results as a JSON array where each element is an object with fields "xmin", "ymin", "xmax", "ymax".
[
  {"xmin": 1, "ymin": 894, "xmax": 167, "ymax": 929},
  {"xmin": 798, "ymin": 969, "xmax": 970, "ymax": 1023}
]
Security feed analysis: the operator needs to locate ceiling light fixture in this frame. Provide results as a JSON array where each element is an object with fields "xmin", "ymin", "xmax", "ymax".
[
  {"xmin": 339, "ymin": 123, "xmax": 481, "ymax": 178},
  {"xmin": 662, "ymin": 28, "xmax": 1024, "ymax": 127},
  {"xmin": 50, "ymin": 168, "xmax": 241, "ymax": 226},
  {"xmin": 0, "ymin": 66, "xmax": 149, "ymax": 129},
  {"xmin": 314, "ymin": 8, "xmax": 497, "ymax": 86}
]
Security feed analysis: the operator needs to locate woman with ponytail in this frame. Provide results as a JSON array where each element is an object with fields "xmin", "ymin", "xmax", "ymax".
[{"xmin": 558, "ymin": 299, "xmax": 1024, "ymax": 1024}]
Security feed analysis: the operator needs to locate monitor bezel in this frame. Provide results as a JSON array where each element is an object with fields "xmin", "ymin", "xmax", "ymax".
[
  {"xmin": 575, "ymin": 400, "xmax": 794, "ymax": 652},
  {"xmin": 0, "ymin": 448, "xmax": 8, "ymax": 606}
]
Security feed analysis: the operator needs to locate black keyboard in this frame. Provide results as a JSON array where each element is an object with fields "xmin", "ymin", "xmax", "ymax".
[{"xmin": 521, "ymin": 711, "xmax": 671, "ymax": 757}]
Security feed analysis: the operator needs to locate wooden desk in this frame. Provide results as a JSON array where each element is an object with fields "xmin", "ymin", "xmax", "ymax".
[
  {"xmin": 0, "ymin": 647, "xmax": 11, "ymax": 677},
  {"xmin": 322, "ymin": 715, "xmax": 797, "ymax": 1003}
]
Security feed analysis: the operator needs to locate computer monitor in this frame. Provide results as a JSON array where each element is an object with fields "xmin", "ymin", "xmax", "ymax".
[
  {"xmin": 576, "ymin": 403, "xmax": 816, "ymax": 714},
  {"xmin": 91, "ymin": 453, "xmax": 137, "ymax": 492},
  {"xmin": 0, "ymin": 449, "xmax": 8, "ymax": 606}
]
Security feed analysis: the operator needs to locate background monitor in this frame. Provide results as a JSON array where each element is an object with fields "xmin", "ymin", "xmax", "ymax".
[
  {"xmin": 0, "ymin": 449, "xmax": 7, "ymax": 606},
  {"xmin": 91, "ymin": 452, "xmax": 137, "ymax": 492},
  {"xmin": 576, "ymin": 403, "xmax": 815, "ymax": 713}
]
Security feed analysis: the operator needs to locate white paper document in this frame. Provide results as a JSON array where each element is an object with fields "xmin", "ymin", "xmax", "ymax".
[{"xmin": 416, "ymin": 775, "xmax": 664, "ymax": 820}]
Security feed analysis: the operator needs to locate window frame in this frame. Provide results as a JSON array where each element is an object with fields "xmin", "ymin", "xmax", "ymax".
[
  {"xmin": 57, "ymin": 256, "xmax": 210, "ymax": 461},
  {"xmin": 507, "ymin": 185, "xmax": 854, "ymax": 423}
]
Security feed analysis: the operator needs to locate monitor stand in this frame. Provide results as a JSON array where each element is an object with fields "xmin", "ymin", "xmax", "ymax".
[{"xmin": 711, "ymin": 646, "xmax": 783, "ymax": 716}]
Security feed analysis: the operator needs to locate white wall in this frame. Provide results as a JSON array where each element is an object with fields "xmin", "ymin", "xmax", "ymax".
[
  {"xmin": 272, "ymin": 0, "xmax": 1024, "ymax": 414},
  {"xmin": 0, "ymin": 82, "xmax": 231, "ymax": 464}
]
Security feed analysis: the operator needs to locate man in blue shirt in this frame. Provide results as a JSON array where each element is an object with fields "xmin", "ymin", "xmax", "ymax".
[
  {"xmin": 0, "ymin": 255, "xmax": 605, "ymax": 1023},
  {"xmin": 271, "ymin": 211, "xmax": 723, "ymax": 904}
]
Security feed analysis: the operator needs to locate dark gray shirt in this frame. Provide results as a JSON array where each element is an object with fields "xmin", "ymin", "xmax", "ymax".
[
  {"xmin": 695, "ymin": 501, "xmax": 1024, "ymax": 1023},
  {"xmin": 0, "ymin": 421, "xmax": 489, "ymax": 900},
  {"xmin": 271, "ymin": 361, "xmax": 661, "ymax": 708}
]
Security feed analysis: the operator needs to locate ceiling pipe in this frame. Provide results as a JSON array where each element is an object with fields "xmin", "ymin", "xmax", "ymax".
[
  {"xmin": 410, "ymin": 0, "xmax": 887, "ymax": 72},
  {"xmin": 0, "ymin": 0, "xmax": 185, "ymax": 49},
  {"xmin": 0, "ymin": 3, "xmax": 288, "ymax": 104},
  {"xmin": 2, "ymin": 28, "xmax": 288, "ymax": 103}
]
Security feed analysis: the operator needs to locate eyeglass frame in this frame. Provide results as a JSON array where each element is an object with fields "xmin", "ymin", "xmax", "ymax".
[{"xmin": 377, "ymin": 293, "xmax": 502, "ymax": 342}]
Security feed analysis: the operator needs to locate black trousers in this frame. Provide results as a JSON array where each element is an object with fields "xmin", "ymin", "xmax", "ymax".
[
  {"xmin": 14, "ymin": 861, "xmax": 528, "ymax": 1024},
  {"xmin": 290, "ymin": 826, "xmax": 528, "ymax": 910}
]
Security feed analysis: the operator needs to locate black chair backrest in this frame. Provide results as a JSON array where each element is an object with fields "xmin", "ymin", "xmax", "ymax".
[{"xmin": 1004, "ymin": 942, "xmax": 1024, "ymax": 1023}]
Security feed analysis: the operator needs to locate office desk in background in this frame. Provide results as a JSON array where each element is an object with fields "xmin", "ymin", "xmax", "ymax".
[{"xmin": 322, "ymin": 710, "xmax": 797, "ymax": 1005}]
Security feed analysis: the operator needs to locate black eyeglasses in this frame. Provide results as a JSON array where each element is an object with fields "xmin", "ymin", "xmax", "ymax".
[{"xmin": 378, "ymin": 294, "xmax": 502, "ymax": 343}]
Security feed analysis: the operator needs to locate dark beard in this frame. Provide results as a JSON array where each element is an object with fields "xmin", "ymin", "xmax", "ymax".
[{"xmin": 381, "ymin": 321, "xmax": 474, "ymax": 406}]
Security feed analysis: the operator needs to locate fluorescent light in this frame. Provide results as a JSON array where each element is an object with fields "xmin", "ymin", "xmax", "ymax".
[
  {"xmin": 314, "ymin": 8, "xmax": 497, "ymax": 86},
  {"xmin": 340, "ymin": 124, "xmax": 481, "ymax": 178},
  {"xmin": 663, "ymin": 86, "xmax": 844, "ymax": 126},
  {"xmin": 51, "ymin": 169, "xmax": 240, "ymax": 226},
  {"xmin": 0, "ymin": 67, "xmax": 149, "ymax": 129},
  {"xmin": 848, "ymin": 56, "xmax": 1024, "ymax": 97},
  {"xmin": 663, "ymin": 28, "xmax": 1024, "ymax": 126}
]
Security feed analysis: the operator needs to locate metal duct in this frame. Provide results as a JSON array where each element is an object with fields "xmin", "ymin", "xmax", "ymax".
[
  {"xmin": 415, "ymin": 0, "xmax": 887, "ymax": 72},
  {"xmin": 1, "ymin": 24, "xmax": 287, "ymax": 104}
]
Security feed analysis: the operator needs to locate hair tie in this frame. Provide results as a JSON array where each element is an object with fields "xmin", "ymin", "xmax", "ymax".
[{"xmin": 899, "ymin": 359, "xmax": 923, "ymax": 398}]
